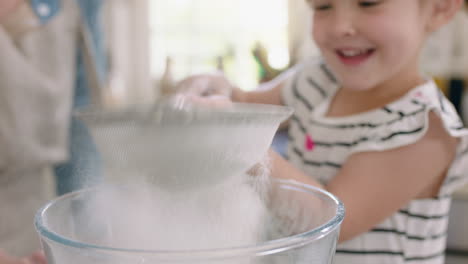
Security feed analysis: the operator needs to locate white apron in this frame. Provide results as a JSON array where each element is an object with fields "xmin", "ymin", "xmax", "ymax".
[{"xmin": 0, "ymin": 0, "xmax": 78, "ymax": 256}]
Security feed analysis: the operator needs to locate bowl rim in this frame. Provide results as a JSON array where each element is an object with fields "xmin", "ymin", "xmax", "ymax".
[
  {"xmin": 75, "ymin": 102, "xmax": 294, "ymax": 126},
  {"xmin": 35, "ymin": 179, "xmax": 345, "ymax": 260}
]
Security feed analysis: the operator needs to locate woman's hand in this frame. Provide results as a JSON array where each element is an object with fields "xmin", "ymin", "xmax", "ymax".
[{"xmin": 0, "ymin": 250, "xmax": 47, "ymax": 264}]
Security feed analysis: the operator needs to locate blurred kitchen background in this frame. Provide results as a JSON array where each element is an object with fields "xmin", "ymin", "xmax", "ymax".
[
  {"xmin": 100, "ymin": 0, "xmax": 316, "ymax": 105},
  {"xmin": 95, "ymin": 1, "xmax": 468, "ymax": 263}
]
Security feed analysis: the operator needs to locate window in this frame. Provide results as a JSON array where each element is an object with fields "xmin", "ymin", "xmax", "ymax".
[{"xmin": 149, "ymin": 0, "xmax": 289, "ymax": 91}]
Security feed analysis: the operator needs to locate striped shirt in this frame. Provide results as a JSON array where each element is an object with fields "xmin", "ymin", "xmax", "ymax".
[{"xmin": 281, "ymin": 58, "xmax": 468, "ymax": 264}]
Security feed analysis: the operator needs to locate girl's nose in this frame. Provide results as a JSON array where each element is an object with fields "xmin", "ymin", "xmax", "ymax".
[{"xmin": 331, "ymin": 11, "xmax": 357, "ymax": 37}]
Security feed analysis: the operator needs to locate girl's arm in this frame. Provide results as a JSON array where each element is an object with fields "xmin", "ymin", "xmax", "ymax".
[
  {"xmin": 232, "ymin": 66, "xmax": 298, "ymax": 106},
  {"xmin": 270, "ymin": 112, "xmax": 458, "ymax": 242},
  {"xmin": 176, "ymin": 64, "xmax": 299, "ymax": 106}
]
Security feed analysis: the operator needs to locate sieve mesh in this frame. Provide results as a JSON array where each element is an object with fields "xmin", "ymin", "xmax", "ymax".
[{"xmin": 77, "ymin": 101, "xmax": 293, "ymax": 191}]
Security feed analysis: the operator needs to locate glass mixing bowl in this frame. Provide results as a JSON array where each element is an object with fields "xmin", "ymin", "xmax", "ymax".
[{"xmin": 35, "ymin": 179, "xmax": 344, "ymax": 264}]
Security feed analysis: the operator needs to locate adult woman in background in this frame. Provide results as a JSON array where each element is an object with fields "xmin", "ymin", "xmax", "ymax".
[{"xmin": 0, "ymin": 0, "xmax": 77, "ymax": 262}]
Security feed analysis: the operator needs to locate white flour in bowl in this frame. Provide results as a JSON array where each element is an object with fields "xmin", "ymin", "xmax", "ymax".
[{"xmin": 81, "ymin": 165, "xmax": 272, "ymax": 252}]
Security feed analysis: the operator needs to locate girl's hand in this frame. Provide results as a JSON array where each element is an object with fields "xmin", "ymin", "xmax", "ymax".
[
  {"xmin": 175, "ymin": 73, "xmax": 235, "ymax": 98},
  {"xmin": 0, "ymin": 250, "xmax": 47, "ymax": 264},
  {"xmin": 170, "ymin": 93, "xmax": 233, "ymax": 110}
]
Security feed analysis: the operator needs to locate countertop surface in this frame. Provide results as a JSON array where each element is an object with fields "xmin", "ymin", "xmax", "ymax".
[
  {"xmin": 453, "ymin": 183, "xmax": 468, "ymax": 200},
  {"xmin": 446, "ymin": 253, "xmax": 468, "ymax": 264}
]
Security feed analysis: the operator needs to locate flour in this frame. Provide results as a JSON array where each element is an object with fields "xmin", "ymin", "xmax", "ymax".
[{"xmin": 79, "ymin": 167, "xmax": 271, "ymax": 252}]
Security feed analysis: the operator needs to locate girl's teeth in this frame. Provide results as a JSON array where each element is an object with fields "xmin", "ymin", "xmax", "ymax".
[{"xmin": 342, "ymin": 50, "xmax": 364, "ymax": 57}]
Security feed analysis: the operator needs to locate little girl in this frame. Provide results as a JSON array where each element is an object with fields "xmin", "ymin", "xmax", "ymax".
[{"xmin": 177, "ymin": 0, "xmax": 468, "ymax": 263}]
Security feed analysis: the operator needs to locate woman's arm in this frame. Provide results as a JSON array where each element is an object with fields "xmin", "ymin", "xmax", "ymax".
[
  {"xmin": 0, "ymin": 0, "xmax": 23, "ymax": 21},
  {"xmin": 270, "ymin": 112, "xmax": 458, "ymax": 242},
  {"xmin": 1, "ymin": 0, "xmax": 61, "ymax": 39},
  {"xmin": 1, "ymin": 0, "xmax": 41, "ymax": 39}
]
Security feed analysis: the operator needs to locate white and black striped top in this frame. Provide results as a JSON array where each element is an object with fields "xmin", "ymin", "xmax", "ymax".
[{"xmin": 281, "ymin": 58, "xmax": 468, "ymax": 264}]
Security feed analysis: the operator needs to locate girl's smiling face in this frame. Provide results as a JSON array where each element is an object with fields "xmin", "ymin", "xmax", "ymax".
[{"xmin": 309, "ymin": 0, "xmax": 434, "ymax": 92}]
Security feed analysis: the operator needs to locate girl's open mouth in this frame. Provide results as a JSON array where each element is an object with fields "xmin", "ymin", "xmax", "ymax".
[{"xmin": 336, "ymin": 48, "xmax": 375, "ymax": 66}]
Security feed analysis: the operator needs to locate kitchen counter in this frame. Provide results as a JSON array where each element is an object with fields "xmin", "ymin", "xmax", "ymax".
[
  {"xmin": 453, "ymin": 183, "xmax": 468, "ymax": 200},
  {"xmin": 447, "ymin": 183, "xmax": 468, "ymax": 255},
  {"xmin": 446, "ymin": 253, "xmax": 468, "ymax": 264}
]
